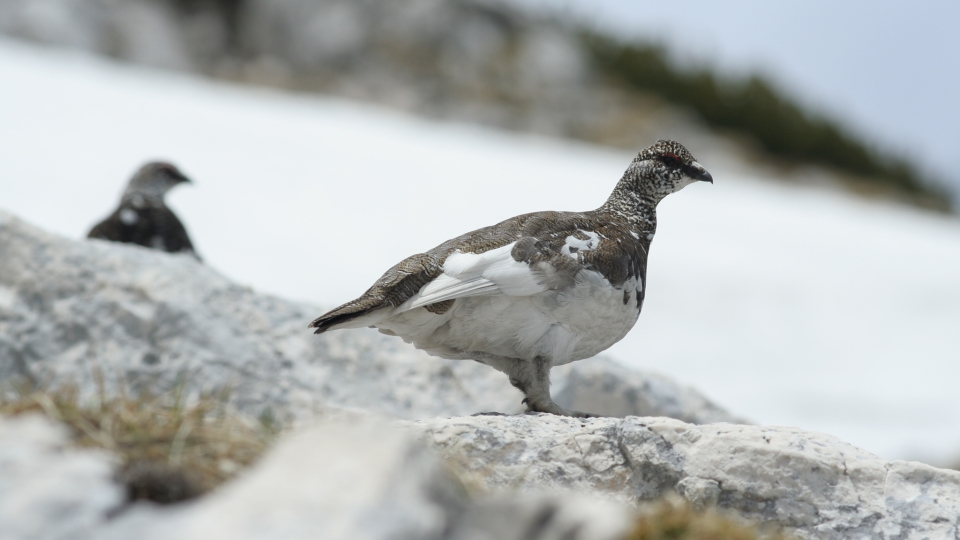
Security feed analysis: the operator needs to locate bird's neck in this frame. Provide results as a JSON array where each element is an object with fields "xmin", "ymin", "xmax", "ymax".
[
  {"xmin": 122, "ymin": 187, "xmax": 167, "ymax": 206},
  {"xmin": 599, "ymin": 180, "xmax": 659, "ymax": 237}
]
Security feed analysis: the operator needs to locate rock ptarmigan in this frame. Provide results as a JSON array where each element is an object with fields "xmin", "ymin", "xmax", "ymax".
[
  {"xmin": 310, "ymin": 140, "xmax": 712, "ymax": 417},
  {"xmin": 87, "ymin": 162, "xmax": 200, "ymax": 259}
]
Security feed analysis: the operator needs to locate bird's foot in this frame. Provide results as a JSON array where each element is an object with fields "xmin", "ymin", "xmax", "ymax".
[
  {"xmin": 508, "ymin": 357, "xmax": 603, "ymax": 418},
  {"xmin": 522, "ymin": 398, "xmax": 601, "ymax": 418},
  {"xmin": 564, "ymin": 409, "xmax": 601, "ymax": 418},
  {"xmin": 525, "ymin": 408, "xmax": 600, "ymax": 418}
]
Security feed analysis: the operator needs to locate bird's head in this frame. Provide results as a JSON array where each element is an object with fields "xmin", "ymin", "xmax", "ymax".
[
  {"xmin": 125, "ymin": 161, "xmax": 192, "ymax": 200},
  {"xmin": 625, "ymin": 139, "xmax": 712, "ymax": 201}
]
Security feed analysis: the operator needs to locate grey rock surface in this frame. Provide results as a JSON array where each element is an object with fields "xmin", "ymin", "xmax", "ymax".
[
  {"xmin": 7, "ymin": 406, "xmax": 960, "ymax": 540},
  {"xmin": 0, "ymin": 414, "xmax": 122, "ymax": 540},
  {"xmin": 552, "ymin": 357, "xmax": 742, "ymax": 425},
  {"xmin": 0, "ymin": 210, "xmax": 740, "ymax": 424},
  {"xmin": 404, "ymin": 414, "xmax": 960, "ymax": 540},
  {"xmin": 98, "ymin": 415, "xmax": 631, "ymax": 540}
]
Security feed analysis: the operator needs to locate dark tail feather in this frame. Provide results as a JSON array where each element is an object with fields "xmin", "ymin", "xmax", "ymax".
[{"xmin": 308, "ymin": 301, "xmax": 377, "ymax": 334}]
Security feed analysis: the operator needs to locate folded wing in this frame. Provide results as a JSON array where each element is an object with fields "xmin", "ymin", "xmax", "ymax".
[{"xmin": 401, "ymin": 242, "xmax": 553, "ymax": 311}]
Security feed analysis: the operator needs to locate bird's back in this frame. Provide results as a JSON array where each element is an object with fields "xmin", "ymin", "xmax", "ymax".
[
  {"xmin": 88, "ymin": 202, "xmax": 197, "ymax": 256},
  {"xmin": 310, "ymin": 208, "xmax": 650, "ymax": 339}
]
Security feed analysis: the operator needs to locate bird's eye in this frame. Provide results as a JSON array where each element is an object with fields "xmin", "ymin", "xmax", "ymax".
[{"xmin": 661, "ymin": 153, "xmax": 680, "ymax": 167}]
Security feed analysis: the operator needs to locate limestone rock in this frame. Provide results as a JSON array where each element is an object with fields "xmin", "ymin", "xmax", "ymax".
[
  {"xmin": 0, "ymin": 210, "xmax": 740, "ymax": 424},
  {"xmin": 0, "ymin": 414, "xmax": 123, "ymax": 540},
  {"xmin": 404, "ymin": 415, "xmax": 960, "ymax": 540},
  {"xmin": 99, "ymin": 416, "xmax": 631, "ymax": 540},
  {"xmin": 7, "ymin": 406, "xmax": 959, "ymax": 540},
  {"xmin": 445, "ymin": 493, "xmax": 630, "ymax": 540},
  {"xmin": 552, "ymin": 357, "xmax": 745, "ymax": 425}
]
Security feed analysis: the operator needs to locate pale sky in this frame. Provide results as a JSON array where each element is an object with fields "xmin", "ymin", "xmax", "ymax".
[{"xmin": 513, "ymin": 0, "xmax": 960, "ymax": 199}]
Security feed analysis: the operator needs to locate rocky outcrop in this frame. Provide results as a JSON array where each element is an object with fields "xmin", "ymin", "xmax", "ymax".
[
  {"xmin": 405, "ymin": 415, "xmax": 960, "ymax": 540},
  {"xmin": 7, "ymin": 409, "xmax": 959, "ymax": 540},
  {"xmin": 0, "ymin": 210, "xmax": 739, "ymax": 424},
  {"xmin": 0, "ymin": 412, "xmax": 632, "ymax": 540}
]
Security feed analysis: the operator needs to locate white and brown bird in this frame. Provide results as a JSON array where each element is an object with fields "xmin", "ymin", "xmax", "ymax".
[
  {"xmin": 310, "ymin": 140, "xmax": 712, "ymax": 417},
  {"xmin": 88, "ymin": 162, "xmax": 200, "ymax": 259}
]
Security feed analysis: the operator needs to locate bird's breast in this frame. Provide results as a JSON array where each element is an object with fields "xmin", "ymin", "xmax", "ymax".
[
  {"xmin": 382, "ymin": 269, "xmax": 643, "ymax": 364},
  {"xmin": 544, "ymin": 270, "xmax": 643, "ymax": 363}
]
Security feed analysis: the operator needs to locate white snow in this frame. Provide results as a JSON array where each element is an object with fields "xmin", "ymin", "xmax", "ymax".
[{"xmin": 1, "ymin": 39, "xmax": 959, "ymax": 464}]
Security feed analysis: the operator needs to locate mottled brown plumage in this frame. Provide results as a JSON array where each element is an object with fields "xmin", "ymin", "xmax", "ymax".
[{"xmin": 311, "ymin": 140, "xmax": 707, "ymax": 335}]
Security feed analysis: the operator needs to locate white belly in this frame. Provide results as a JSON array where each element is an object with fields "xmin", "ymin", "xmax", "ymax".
[{"xmin": 376, "ymin": 270, "xmax": 642, "ymax": 365}]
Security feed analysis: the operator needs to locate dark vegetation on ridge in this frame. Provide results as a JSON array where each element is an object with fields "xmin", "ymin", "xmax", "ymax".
[
  {"xmin": 582, "ymin": 33, "xmax": 951, "ymax": 211},
  {"xmin": 176, "ymin": 0, "xmax": 951, "ymax": 211}
]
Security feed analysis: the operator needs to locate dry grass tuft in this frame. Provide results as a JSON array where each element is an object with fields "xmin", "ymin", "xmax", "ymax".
[
  {"xmin": 0, "ymin": 383, "xmax": 277, "ymax": 504},
  {"xmin": 625, "ymin": 497, "xmax": 795, "ymax": 540}
]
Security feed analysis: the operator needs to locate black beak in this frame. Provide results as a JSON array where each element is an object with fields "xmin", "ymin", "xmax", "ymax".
[
  {"xmin": 688, "ymin": 162, "xmax": 713, "ymax": 184},
  {"xmin": 173, "ymin": 171, "xmax": 192, "ymax": 184}
]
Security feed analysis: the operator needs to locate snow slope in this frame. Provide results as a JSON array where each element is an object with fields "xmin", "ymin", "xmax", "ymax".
[{"xmin": 1, "ymin": 39, "xmax": 958, "ymax": 464}]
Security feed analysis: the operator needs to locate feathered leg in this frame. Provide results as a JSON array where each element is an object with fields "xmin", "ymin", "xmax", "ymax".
[{"xmin": 502, "ymin": 356, "xmax": 597, "ymax": 418}]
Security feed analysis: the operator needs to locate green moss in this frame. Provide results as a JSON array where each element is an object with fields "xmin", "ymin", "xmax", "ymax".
[{"xmin": 583, "ymin": 33, "xmax": 951, "ymax": 211}]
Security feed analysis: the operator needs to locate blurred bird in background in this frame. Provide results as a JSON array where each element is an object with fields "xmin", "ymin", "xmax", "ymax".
[{"xmin": 87, "ymin": 162, "xmax": 200, "ymax": 260}]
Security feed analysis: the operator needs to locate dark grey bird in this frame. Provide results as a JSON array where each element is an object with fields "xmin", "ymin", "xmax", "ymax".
[
  {"xmin": 310, "ymin": 140, "xmax": 712, "ymax": 417},
  {"xmin": 88, "ymin": 162, "xmax": 200, "ymax": 259}
]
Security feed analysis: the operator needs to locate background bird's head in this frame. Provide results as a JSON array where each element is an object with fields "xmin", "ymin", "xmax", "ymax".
[
  {"xmin": 625, "ymin": 139, "xmax": 713, "ymax": 201},
  {"xmin": 123, "ymin": 161, "xmax": 192, "ymax": 201}
]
